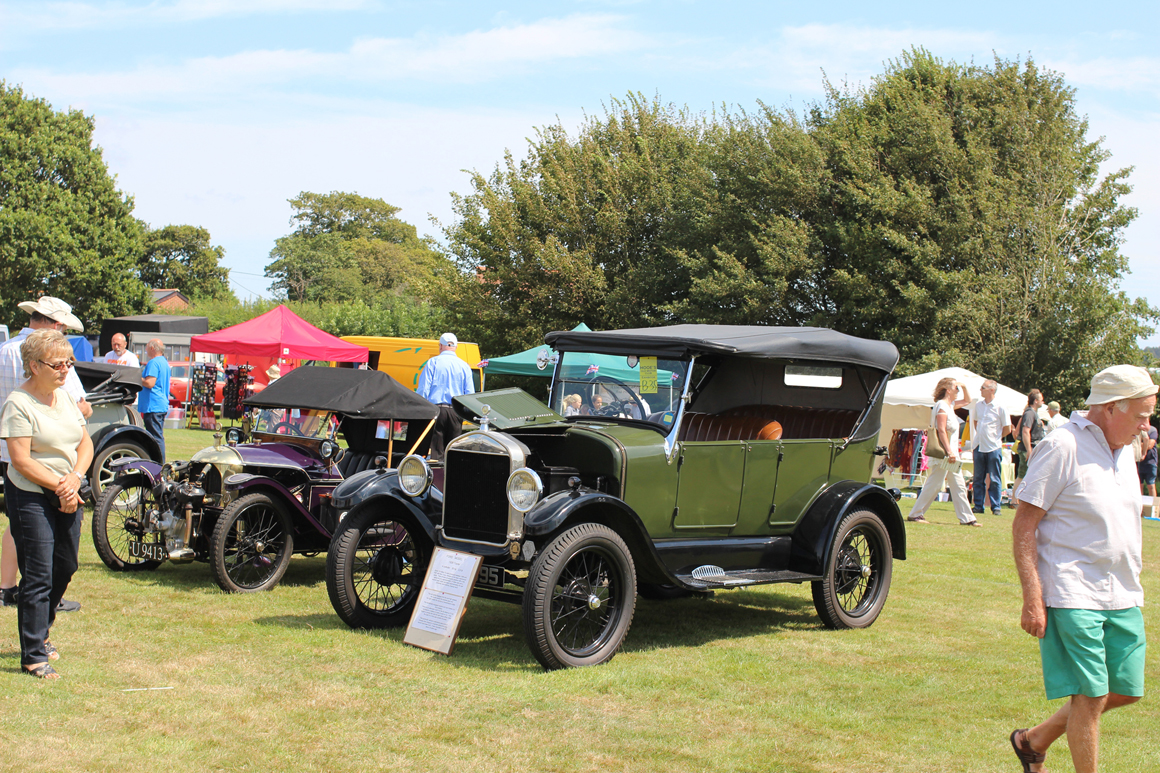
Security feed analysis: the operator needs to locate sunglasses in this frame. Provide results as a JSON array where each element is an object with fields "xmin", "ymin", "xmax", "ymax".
[{"xmin": 38, "ymin": 359, "xmax": 75, "ymax": 372}]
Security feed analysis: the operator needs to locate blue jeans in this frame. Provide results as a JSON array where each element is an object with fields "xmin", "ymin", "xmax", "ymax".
[
  {"xmin": 972, "ymin": 448, "xmax": 1002, "ymax": 513},
  {"xmin": 143, "ymin": 411, "xmax": 167, "ymax": 462},
  {"xmin": 3, "ymin": 472, "xmax": 82, "ymax": 666}
]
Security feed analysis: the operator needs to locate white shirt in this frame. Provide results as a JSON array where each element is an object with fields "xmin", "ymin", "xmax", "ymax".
[
  {"xmin": 970, "ymin": 398, "xmax": 1010, "ymax": 452},
  {"xmin": 0, "ymin": 327, "xmax": 86, "ymax": 463},
  {"xmin": 103, "ymin": 349, "xmax": 140, "ymax": 367},
  {"xmin": 1046, "ymin": 412, "xmax": 1068, "ymax": 433},
  {"xmin": 1015, "ymin": 411, "xmax": 1143, "ymax": 610},
  {"xmin": 931, "ymin": 401, "xmax": 961, "ymax": 454}
]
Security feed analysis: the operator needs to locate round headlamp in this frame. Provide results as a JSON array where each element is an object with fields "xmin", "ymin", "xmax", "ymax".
[
  {"xmin": 319, "ymin": 439, "xmax": 338, "ymax": 460},
  {"xmin": 506, "ymin": 468, "xmax": 543, "ymax": 513},
  {"xmin": 397, "ymin": 454, "xmax": 432, "ymax": 497}
]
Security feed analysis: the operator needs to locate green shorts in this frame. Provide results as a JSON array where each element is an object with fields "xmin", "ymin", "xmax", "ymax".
[{"xmin": 1040, "ymin": 607, "xmax": 1146, "ymax": 700}]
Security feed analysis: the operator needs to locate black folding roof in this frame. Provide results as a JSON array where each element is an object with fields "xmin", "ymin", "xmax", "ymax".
[
  {"xmin": 244, "ymin": 366, "xmax": 438, "ymax": 420},
  {"xmin": 544, "ymin": 325, "xmax": 899, "ymax": 372}
]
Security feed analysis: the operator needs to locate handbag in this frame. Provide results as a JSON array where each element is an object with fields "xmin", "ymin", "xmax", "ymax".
[{"xmin": 923, "ymin": 426, "xmax": 947, "ymax": 459}]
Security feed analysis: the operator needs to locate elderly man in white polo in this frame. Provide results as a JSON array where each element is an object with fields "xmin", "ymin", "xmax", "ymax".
[{"xmin": 1010, "ymin": 365, "xmax": 1156, "ymax": 773}]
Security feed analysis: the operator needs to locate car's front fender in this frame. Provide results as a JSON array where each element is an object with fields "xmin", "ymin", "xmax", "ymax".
[
  {"xmin": 330, "ymin": 468, "xmax": 442, "ymax": 543},
  {"xmin": 223, "ymin": 473, "xmax": 330, "ymax": 537},
  {"xmin": 93, "ymin": 425, "xmax": 163, "ymax": 463},
  {"xmin": 789, "ymin": 480, "xmax": 906, "ymax": 576},
  {"xmin": 111, "ymin": 457, "xmax": 164, "ymax": 487}
]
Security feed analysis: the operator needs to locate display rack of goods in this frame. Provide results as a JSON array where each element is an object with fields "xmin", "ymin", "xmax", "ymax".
[
  {"xmin": 189, "ymin": 363, "xmax": 218, "ymax": 408},
  {"xmin": 221, "ymin": 365, "xmax": 253, "ymax": 420}
]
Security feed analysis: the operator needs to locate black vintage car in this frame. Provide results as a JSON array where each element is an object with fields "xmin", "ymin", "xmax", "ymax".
[
  {"xmin": 325, "ymin": 325, "xmax": 907, "ymax": 669},
  {"xmin": 92, "ymin": 366, "xmax": 437, "ymax": 592}
]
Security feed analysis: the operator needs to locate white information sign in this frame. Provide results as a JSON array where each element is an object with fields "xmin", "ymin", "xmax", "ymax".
[{"xmin": 404, "ymin": 547, "xmax": 484, "ymax": 655}]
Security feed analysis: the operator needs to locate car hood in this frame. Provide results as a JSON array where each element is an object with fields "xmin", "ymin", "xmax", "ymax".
[{"xmin": 233, "ymin": 442, "xmax": 328, "ymax": 468}]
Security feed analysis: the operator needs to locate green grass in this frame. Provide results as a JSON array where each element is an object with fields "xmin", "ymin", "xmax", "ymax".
[{"xmin": 1, "ymin": 485, "xmax": 1158, "ymax": 772}]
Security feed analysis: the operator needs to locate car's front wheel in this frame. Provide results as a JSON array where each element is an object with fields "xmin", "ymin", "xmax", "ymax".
[
  {"xmin": 523, "ymin": 523, "xmax": 637, "ymax": 670},
  {"xmin": 89, "ymin": 440, "xmax": 151, "ymax": 500},
  {"xmin": 92, "ymin": 479, "xmax": 164, "ymax": 572},
  {"xmin": 210, "ymin": 493, "xmax": 294, "ymax": 592},
  {"xmin": 326, "ymin": 505, "xmax": 431, "ymax": 629},
  {"xmin": 811, "ymin": 508, "xmax": 893, "ymax": 629}
]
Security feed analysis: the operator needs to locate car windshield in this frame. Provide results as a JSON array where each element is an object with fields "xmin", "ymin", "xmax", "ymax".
[
  {"xmin": 251, "ymin": 408, "xmax": 336, "ymax": 439},
  {"xmin": 550, "ymin": 352, "xmax": 690, "ymax": 429}
]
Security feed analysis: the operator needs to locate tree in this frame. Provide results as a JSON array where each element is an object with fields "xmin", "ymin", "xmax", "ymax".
[
  {"xmin": 437, "ymin": 93, "xmax": 714, "ymax": 355},
  {"xmin": 0, "ymin": 82, "xmax": 149, "ymax": 332},
  {"xmin": 265, "ymin": 192, "xmax": 445, "ymax": 303},
  {"xmin": 139, "ymin": 224, "xmax": 233, "ymax": 301}
]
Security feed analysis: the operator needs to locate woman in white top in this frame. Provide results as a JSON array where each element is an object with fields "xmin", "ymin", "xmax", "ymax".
[
  {"xmin": 907, "ymin": 377, "xmax": 979, "ymax": 526},
  {"xmin": 0, "ymin": 330, "xmax": 93, "ymax": 678}
]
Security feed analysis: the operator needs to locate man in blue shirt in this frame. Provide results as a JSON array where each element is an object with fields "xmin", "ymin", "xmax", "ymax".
[
  {"xmin": 416, "ymin": 333, "xmax": 474, "ymax": 460},
  {"xmin": 138, "ymin": 339, "xmax": 171, "ymax": 461}
]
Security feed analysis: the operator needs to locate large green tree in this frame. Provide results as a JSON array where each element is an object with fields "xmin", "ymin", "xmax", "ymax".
[
  {"xmin": 139, "ymin": 224, "xmax": 233, "ymax": 301},
  {"xmin": 438, "ymin": 94, "xmax": 714, "ymax": 355},
  {"xmin": 265, "ymin": 191, "xmax": 445, "ymax": 303},
  {"xmin": 0, "ymin": 82, "xmax": 149, "ymax": 332}
]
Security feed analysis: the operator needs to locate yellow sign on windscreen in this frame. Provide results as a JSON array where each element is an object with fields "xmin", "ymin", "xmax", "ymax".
[{"xmin": 639, "ymin": 356, "xmax": 658, "ymax": 394}]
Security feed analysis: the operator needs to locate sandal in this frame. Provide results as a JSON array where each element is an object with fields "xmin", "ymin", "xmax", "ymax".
[
  {"xmin": 1010, "ymin": 729, "xmax": 1046, "ymax": 773},
  {"xmin": 44, "ymin": 641, "xmax": 59, "ymax": 661},
  {"xmin": 25, "ymin": 662, "xmax": 59, "ymax": 679}
]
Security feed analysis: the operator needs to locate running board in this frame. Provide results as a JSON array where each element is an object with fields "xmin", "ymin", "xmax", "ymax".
[{"xmin": 676, "ymin": 568, "xmax": 820, "ymax": 589}]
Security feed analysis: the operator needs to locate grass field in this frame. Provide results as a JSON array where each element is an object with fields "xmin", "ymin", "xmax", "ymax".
[{"xmin": 1, "ymin": 428, "xmax": 1157, "ymax": 772}]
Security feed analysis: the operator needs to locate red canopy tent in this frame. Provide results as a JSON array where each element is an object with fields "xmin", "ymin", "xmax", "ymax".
[{"xmin": 190, "ymin": 305, "xmax": 369, "ymax": 365}]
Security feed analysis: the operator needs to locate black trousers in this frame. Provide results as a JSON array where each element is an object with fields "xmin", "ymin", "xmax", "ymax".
[
  {"xmin": 429, "ymin": 404, "xmax": 463, "ymax": 461},
  {"xmin": 4, "ymin": 472, "xmax": 81, "ymax": 666}
]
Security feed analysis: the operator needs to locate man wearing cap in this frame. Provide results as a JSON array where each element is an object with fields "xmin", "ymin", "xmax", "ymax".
[
  {"xmin": 970, "ymin": 379, "xmax": 1011, "ymax": 517},
  {"xmin": 1045, "ymin": 401, "xmax": 1067, "ymax": 433},
  {"xmin": 416, "ymin": 333, "xmax": 474, "ymax": 460},
  {"xmin": 1010, "ymin": 365, "xmax": 1156, "ymax": 773},
  {"xmin": 101, "ymin": 333, "xmax": 140, "ymax": 367},
  {"xmin": 138, "ymin": 339, "xmax": 170, "ymax": 463},
  {"xmin": 0, "ymin": 297, "xmax": 91, "ymax": 612}
]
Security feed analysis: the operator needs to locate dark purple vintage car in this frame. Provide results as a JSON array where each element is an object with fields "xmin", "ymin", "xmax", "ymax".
[{"xmin": 91, "ymin": 366, "xmax": 438, "ymax": 592}]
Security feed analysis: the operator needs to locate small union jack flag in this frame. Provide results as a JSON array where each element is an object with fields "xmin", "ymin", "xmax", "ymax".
[
  {"xmin": 478, "ymin": 360, "xmax": 489, "ymax": 368},
  {"xmin": 586, "ymin": 364, "xmax": 599, "ymax": 375}
]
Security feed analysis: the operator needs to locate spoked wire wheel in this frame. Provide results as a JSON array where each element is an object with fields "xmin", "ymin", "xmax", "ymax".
[
  {"xmin": 812, "ymin": 509, "xmax": 892, "ymax": 629},
  {"xmin": 92, "ymin": 479, "xmax": 164, "ymax": 572},
  {"xmin": 524, "ymin": 523, "xmax": 636, "ymax": 669},
  {"xmin": 327, "ymin": 506, "xmax": 431, "ymax": 629},
  {"xmin": 210, "ymin": 493, "xmax": 294, "ymax": 592}
]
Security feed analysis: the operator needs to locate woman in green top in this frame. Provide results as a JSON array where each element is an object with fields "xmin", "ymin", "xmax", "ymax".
[{"xmin": 0, "ymin": 329, "xmax": 93, "ymax": 679}]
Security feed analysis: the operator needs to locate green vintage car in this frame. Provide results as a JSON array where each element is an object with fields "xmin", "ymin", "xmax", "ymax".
[{"xmin": 324, "ymin": 325, "xmax": 905, "ymax": 669}]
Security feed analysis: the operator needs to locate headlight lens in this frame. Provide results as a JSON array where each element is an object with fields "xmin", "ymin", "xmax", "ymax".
[
  {"xmin": 397, "ymin": 455, "xmax": 432, "ymax": 497},
  {"xmin": 506, "ymin": 468, "xmax": 543, "ymax": 513}
]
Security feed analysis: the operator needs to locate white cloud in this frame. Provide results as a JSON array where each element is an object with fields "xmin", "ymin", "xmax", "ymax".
[
  {"xmin": 10, "ymin": 14, "xmax": 652, "ymax": 101},
  {"xmin": 1040, "ymin": 56, "xmax": 1160, "ymax": 96},
  {"xmin": 1, "ymin": 0, "xmax": 370, "ymax": 31}
]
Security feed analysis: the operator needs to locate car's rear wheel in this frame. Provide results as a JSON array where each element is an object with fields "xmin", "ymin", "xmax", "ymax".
[
  {"xmin": 326, "ymin": 505, "xmax": 431, "ymax": 629},
  {"xmin": 523, "ymin": 523, "xmax": 636, "ymax": 670},
  {"xmin": 812, "ymin": 508, "xmax": 892, "ymax": 629},
  {"xmin": 92, "ymin": 479, "xmax": 164, "ymax": 572},
  {"xmin": 89, "ymin": 440, "xmax": 151, "ymax": 500},
  {"xmin": 210, "ymin": 493, "xmax": 294, "ymax": 592}
]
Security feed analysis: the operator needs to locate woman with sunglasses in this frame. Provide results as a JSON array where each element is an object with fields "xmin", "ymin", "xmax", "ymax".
[{"xmin": 0, "ymin": 329, "xmax": 92, "ymax": 679}]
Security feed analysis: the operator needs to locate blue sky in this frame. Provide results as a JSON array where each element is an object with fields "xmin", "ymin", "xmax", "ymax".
[{"xmin": 3, "ymin": 1, "xmax": 1158, "ymax": 342}]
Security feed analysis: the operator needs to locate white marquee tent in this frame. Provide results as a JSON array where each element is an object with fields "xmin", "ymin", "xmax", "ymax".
[{"xmin": 877, "ymin": 367, "xmax": 1028, "ymax": 451}]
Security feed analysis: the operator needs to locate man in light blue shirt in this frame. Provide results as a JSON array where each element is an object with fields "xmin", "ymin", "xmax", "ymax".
[
  {"xmin": 416, "ymin": 333, "xmax": 475, "ymax": 459},
  {"xmin": 137, "ymin": 339, "xmax": 171, "ymax": 461}
]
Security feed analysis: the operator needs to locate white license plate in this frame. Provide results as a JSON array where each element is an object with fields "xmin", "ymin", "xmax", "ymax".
[
  {"xmin": 475, "ymin": 564, "xmax": 504, "ymax": 589},
  {"xmin": 128, "ymin": 540, "xmax": 167, "ymax": 561}
]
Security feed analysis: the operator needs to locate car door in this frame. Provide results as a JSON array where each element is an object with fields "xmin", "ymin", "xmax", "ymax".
[{"xmin": 672, "ymin": 440, "xmax": 746, "ymax": 529}]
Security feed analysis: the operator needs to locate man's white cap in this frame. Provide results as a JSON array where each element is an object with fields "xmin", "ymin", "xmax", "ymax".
[
  {"xmin": 439, "ymin": 332, "xmax": 458, "ymax": 347},
  {"xmin": 1085, "ymin": 365, "xmax": 1159, "ymax": 405},
  {"xmin": 17, "ymin": 296, "xmax": 84, "ymax": 331}
]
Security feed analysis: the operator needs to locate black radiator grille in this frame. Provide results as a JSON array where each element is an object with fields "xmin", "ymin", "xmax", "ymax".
[{"xmin": 442, "ymin": 449, "xmax": 511, "ymax": 543}]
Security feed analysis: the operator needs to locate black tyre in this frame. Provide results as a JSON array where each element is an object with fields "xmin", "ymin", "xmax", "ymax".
[
  {"xmin": 210, "ymin": 493, "xmax": 294, "ymax": 592},
  {"xmin": 326, "ymin": 505, "xmax": 431, "ymax": 629},
  {"xmin": 89, "ymin": 440, "xmax": 150, "ymax": 500},
  {"xmin": 811, "ymin": 508, "xmax": 893, "ymax": 629},
  {"xmin": 523, "ymin": 523, "xmax": 636, "ymax": 670},
  {"xmin": 92, "ymin": 479, "xmax": 164, "ymax": 572}
]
